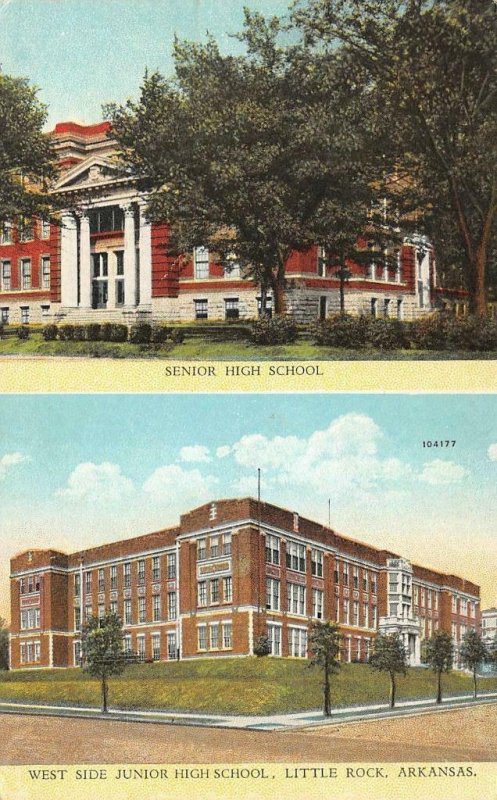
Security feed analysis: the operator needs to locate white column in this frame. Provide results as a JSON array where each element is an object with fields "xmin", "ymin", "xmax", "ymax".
[
  {"xmin": 60, "ymin": 213, "xmax": 78, "ymax": 307},
  {"xmin": 107, "ymin": 250, "xmax": 117, "ymax": 310},
  {"xmin": 79, "ymin": 212, "xmax": 92, "ymax": 308},
  {"xmin": 122, "ymin": 204, "xmax": 137, "ymax": 308},
  {"xmin": 138, "ymin": 203, "xmax": 152, "ymax": 307}
]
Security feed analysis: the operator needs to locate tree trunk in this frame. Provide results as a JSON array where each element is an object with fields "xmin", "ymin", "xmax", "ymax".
[
  {"xmin": 339, "ymin": 271, "xmax": 345, "ymax": 314},
  {"xmin": 323, "ymin": 663, "xmax": 331, "ymax": 717},
  {"xmin": 390, "ymin": 673, "xmax": 396, "ymax": 708},
  {"xmin": 470, "ymin": 248, "xmax": 487, "ymax": 318},
  {"xmin": 273, "ymin": 275, "xmax": 286, "ymax": 315},
  {"xmin": 473, "ymin": 669, "xmax": 478, "ymax": 700},
  {"xmin": 102, "ymin": 673, "xmax": 108, "ymax": 714},
  {"xmin": 436, "ymin": 671, "xmax": 442, "ymax": 704}
]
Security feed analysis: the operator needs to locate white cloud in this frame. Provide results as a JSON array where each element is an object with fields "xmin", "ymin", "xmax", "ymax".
[
  {"xmin": 56, "ymin": 462, "xmax": 134, "ymax": 502},
  {"xmin": 0, "ymin": 452, "xmax": 29, "ymax": 481},
  {"xmin": 216, "ymin": 445, "xmax": 232, "ymax": 459},
  {"xmin": 488, "ymin": 444, "xmax": 497, "ymax": 461},
  {"xmin": 179, "ymin": 445, "xmax": 211, "ymax": 463},
  {"xmin": 143, "ymin": 464, "xmax": 217, "ymax": 505},
  {"xmin": 419, "ymin": 459, "xmax": 468, "ymax": 486}
]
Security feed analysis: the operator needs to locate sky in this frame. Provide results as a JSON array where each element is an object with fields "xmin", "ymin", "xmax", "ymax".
[
  {"xmin": 0, "ymin": 0, "xmax": 291, "ymax": 129},
  {"xmin": 1, "ymin": 393, "xmax": 496, "ymax": 621}
]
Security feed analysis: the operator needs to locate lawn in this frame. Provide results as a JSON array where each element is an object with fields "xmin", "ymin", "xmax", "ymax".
[
  {"xmin": 0, "ymin": 333, "xmax": 496, "ymax": 360},
  {"xmin": 1, "ymin": 659, "xmax": 496, "ymax": 715}
]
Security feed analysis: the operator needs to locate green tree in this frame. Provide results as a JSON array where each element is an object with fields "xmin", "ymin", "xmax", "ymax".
[
  {"xmin": 308, "ymin": 620, "xmax": 342, "ymax": 716},
  {"xmin": 294, "ymin": 0, "xmax": 497, "ymax": 316},
  {"xmin": 369, "ymin": 633, "xmax": 408, "ymax": 708},
  {"xmin": 0, "ymin": 71, "xmax": 56, "ymax": 224},
  {"xmin": 459, "ymin": 628, "xmax": 487, "ymax": 700},
  {"xmin": 106, "ymin": 11, "xmax": 379, "ymax": 314},
  {"xmin": 81, "ymin": 612, "xmax": 127, "ymax": 713},
  {"xmin": 0, "ymin": 617, "xmax": 9, "ymax": 671},
  {"xmin": 424, "ymin": 630, "xmax": 453, "ymax": 704},
  {"xmin": 253, "ymin": 634, "xmax": 272, "ymax": 657}
]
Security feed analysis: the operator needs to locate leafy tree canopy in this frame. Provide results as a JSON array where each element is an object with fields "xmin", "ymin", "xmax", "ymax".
[
  {"xmin": 0, "ymin": 72, "xmax": 56, "ymax": 224},
  {"xmin": 82, "ymin": 612, "xmax": 127, "ymax": 712},
  {"xmin": 308, "ymin": 620, "xmax": 342, "ymax": 716},
  {"xmin": 0, "ymin": 617, "xmax": 9, "ymax": 671},
  {"xmin": 369, "ymin": 632, "xmax": 408, "ymax": 707}
]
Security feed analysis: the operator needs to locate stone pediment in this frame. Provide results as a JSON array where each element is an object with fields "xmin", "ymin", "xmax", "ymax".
[{"xmin": 53, "ymin": 156, "xmax": 130, "ymax": 192}]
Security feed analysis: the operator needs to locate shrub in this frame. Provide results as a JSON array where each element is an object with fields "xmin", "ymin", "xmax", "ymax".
[
  {"xmin": 409, "ymin": 314, "xmax": 450, "ymax": 350},
  {"xmin": 314, "ymin": 314, "xmax": 369, "ymax": 348},
  {"xmin": 253, "ymin": 635, "xmax": 272, "ymax": 657},
  {"xmin": 109, "ymin": 324, "xmax": 128, "ymax": 343},
  {"xmin": 170, "ymin": 328, "xmax": 185, "ymax": 344},
  {"xmin": 0, "ymin": 325, "xmax": 4, "ymax": 339},
  {"xmin": 251, "ymin": 315, "xmax": 298, "ymax": 345},
  {"xmin": 58, "ymin": 324, "xmax": 75, "ymax": 341},
  {"xmin": 86, "ymin": 323, "xmax": 101, "ymax": 342},
  {"xmin": 151, "ymin": 325, "xmax": 170, "ymax": 344},
  {"xmin": 100, "ymin": 323, "xmax": 113, "ymax": 342},
  {"xmin": 42, "ymin": 324, "xmax": 58, "ymax": 341},
  {"xmin": 367, "ymin": 318, "xmax": 409, "ymax": 350},
  {"xmin": 446, "ymin": 315, "xmax": 497, "ymax": 352},
  {"xmin": 129, "ymin": 323, "xmax": 152, "ymax": 344},
  {"xmin": 73, "ymin": 325, "xmax": 87, "ymax": 342},
  {"xmin": 17, "ymin": 326, "xmax": 30, "ymax": 340}
]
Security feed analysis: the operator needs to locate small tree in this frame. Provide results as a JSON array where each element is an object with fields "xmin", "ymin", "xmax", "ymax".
[
  {"xmin": 81, "ymin": 612, "xmax": 127, "ymax": 713},
  {"xmin": 369, "ymin": 633, "xmax": 408, "ymax": 708},
  {"xmin": 0, "ymin": 617, "xmax": 9, "ymax": 671},
  {"xmin": 308, "ymin": 621, "xmax": 342, "ymax": 716},
  {"xmin": 459, "ymin": 629, "xmax": 487, "ymax": 700},
  {"xmin": 424, "ymin": 630, "xmax": 453, "ymax": 704}
]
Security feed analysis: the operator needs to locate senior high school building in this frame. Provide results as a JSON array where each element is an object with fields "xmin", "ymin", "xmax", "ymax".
[
  {"xmin": 10, "ymin": 497, "xmax": 480, "ymax": 670},
  {"xmin": 0, "ymin": 120, "xmax": 458, "ymax": 329}
]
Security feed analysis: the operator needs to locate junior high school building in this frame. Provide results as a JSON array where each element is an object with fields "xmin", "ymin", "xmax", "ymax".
[{"xmin": 9, "ymin": 497, "xmax": 480, "ymax": 670}]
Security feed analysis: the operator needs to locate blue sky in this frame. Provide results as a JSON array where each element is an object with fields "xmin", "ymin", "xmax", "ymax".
[
  {"xmin": 0, "ymin": 0, "xmax": 291, "ymax": 128},
  {"xmin": 1, "ymin": 393, "xmax": 496, "ymax": 619}
]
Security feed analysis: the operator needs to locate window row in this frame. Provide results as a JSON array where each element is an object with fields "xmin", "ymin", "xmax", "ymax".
[
  {"xmin": 197, "ymin": 622, "xmax": 232, "ymax": 651},
  {"xmin": 193, "ymin": 296, "xmax": 272, "ymax": 320},
  {"xmin": 19, "ymin": 575, "xmax": 40, "ymax": 594},
  {"xmin": 20, "ymin": 608, "xmax": 41, "ymax": 630},
  {"xmin": 265, "ymin": 536, "xmax": 324, "ymax": 577},
  {"xmin": 74, "ymin": 630, "xmax": 178, "ymax": 666},
  {"xmin": 451, "ymin": 596, "xmax": 476, "ymax": 617},
  {"xmin": 19, "ymin": 640, "xmax": 41, "ymax": 664},
  {"xmin": 197, "ymin": 533, "xmax": 231, "ymax": 561},
  {"xmin": 1, "ymin": 257, "xmax": 50, "ymax": 291},
  {"xmin": 0, "ymin": 218, "xmax": 50, "ymax": 245},
  {"xmin": 335, "ymin": 598, "xmax": 378, "ymax": 629},
  {"xmin": 74, "ymin": 592, "xmax": 177, "ymax": 629},
  {"xmin": 334, "ymin": 561, "xmax": 378, "ymax": 594},
  {"xmin": 197, "ymin": 576, "xmax": 232, "ymax": 607},
  {"xmin": 74, "ymin": 554, "xmax": 177, "ymax": 595},
  {"xmin": 1, "ymin": 304, "xmax": 50, "ymax": 325}
]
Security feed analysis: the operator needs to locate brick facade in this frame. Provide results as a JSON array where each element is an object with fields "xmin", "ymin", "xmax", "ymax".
[{"xmin": 9, "ymin": 498, "xmax": 480, "ymax": 670}]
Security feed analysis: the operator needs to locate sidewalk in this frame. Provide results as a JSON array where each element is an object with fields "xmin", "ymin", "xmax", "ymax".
[{"xmin": 0, "ymin": 691, "xmax": 496, "ymax": 731}]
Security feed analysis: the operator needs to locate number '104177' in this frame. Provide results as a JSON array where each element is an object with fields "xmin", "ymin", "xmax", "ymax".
[{"xmin": 422, "ymin": 440, "xmax": 456, "ymax": 448}]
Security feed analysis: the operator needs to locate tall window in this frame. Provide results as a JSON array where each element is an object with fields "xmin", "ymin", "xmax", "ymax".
[
  {"xmin": 353, "ymin": 567, "xmax": 359, "ymax": 590},
  {"xmin": 194, "ymin": 299, "xmax": 208, "ymax": 319},
  {"xmin": 287, "ymin": 583, "xmax": 306, "ymax": 615},
  {"xmin": 20, "ymin": 306, "xmax": 30, "ymax": 324},
  {"xmin": 267, "ymin": 624, "xmax": 281, "ymax": 656},
  {"xmin": 85, "ymin": 571, "xmax": 92, "ymax": 594},
  {"xmin": 74, "ymin": 573, "xmax": 81, "ymax": 597},
  {"xmin": 286, "ymin": 542, "xmax": 306, "ymax": 572},
  {"xmin": 223, "ymin": 576, "xmax": 232, "ymax": 603},
  {"xmin": 138, "ymin": 596, "xmax": 146, "ymax": 623},
  {"xmin": 197, "ymin": 539, "xmax": 207, "ymax": 561},
  {"xmin": 92, "ymin": 253, "xmax": 108, "ymax": 309},
  {"xmin": 109, "ymin": 600, "xmax": 117, "ymax": 615},
  {"xmin": 0, "ymin": 222, "xmax": 12, "ymax": 244},
  {"xmin": 167, "ymin": 592, "xmax": 177, "ymax": 620},
  {"xmin": 224, "ymin": 298, "xmax": 239, "ymax": 319},
  {"xmin": 21, "ymin": 259, "xmax": 31, "ymax": 289},
  {"xmin": 167, "ymin": 632, "xmax": 177, "ymax": 659},
  {"xmin": 266, "ymin": 578, "xmax": 280, "ymax": 611},
  {"xmin": 152, "ymin": 556, "xmax": 160, "ymax": 582},
  {"xmin": 110, "ymin": 565, "xmax": 117, "ymax": 590},
  {"xmin": 123, "ymin": 562, "xmax": 131, "ymax": 589},
  {"xmin": 124, "ymin": 599, "xmax": 132, "ymax": 624},
  {"xmin": 194, "ymin": 246, "xmax": 209, "ymax": 279},
  {"xmin": 363, "ymin": 602, "xmax": 369, "ymax": 628},
  {"xmin": 311, "ymin": 549, "xmax": 323, "ymax": 577},
  {"xmin": 40, "ymin": 219, "xmax": 50, "ymax": 240},
  {"xmin": 343, "ymin": 562, "xmax": 349, "ymax": 586},
  {"xmin": 265, "ymin": 534, "xmax": 280, "ymax": 565},
  {"xmin": 197, "ymin": 625, "xmax": 207, "ymax": 651},
  {"xmin": 210, "ymin": 536, "xmax": 220, "ymax": 558},
  {"xmin": 288, "ymin": 627, "xmax": 307, "ymax": 658},
  {"xmin": 137, "ymin": 560, "xmax": 145, "ymax": 585},
  {"xmin": 343, "ymin": 599, "xmax": 350, "ymax": 625},
  {"xmin": 210, "ymin": 624, "xmax": 219, "ymax": 650},
  {"xmin": 167, "ymin": 553, "xmax": 176, "ymax": 579},
  {"xmin": 153, "ymin": 594, "xmax": 161, "ymax": 622},
  {"xmin": 41, "ymin": 257, "xmax": 50, "ymax": 289},
  {"xmin": 312, "ymin": 589, "xmax": 323, "ymax": 619},
  {"xmin": 137, "ymin": 636, "xmax": 146, "ymax": 660},
  {"xmin": 222, "ymin": 622, "xmax": 232, "ymax": 649},
  {"xmin": 210, "ymin": 578, "xmax": 219, "ymax": 604},
  {"xmin": 198, "ymin": 581, "xmax": 207, "ymax": 607},
  {"xmin": 151, "ymin": 633, "xmax": 161, "ymax": 661},
  {"xmin": 115, "ymin": 250, "xmax": 124, "ymax": 305},
  {"xmin": 353, "ymin": 600, "xmax": 359, "ymax": 626},
  {"xmin": 1, "ymin": 261, "xmax": 11, "ymax": 290},
  {"xmin": 222, "ymin": 532, "xmax": 232, "ymax": 555},
  {"xmin": 1, "ymin": 308, "xmax": 9, "ymax": 324},
  {"xmin": 98, "ymin": 569, "xmax": 105, "ymax": 593}
]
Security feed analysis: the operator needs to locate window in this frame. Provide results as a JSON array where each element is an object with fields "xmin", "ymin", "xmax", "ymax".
[
  {"xmin": 123, "ymin": 634, "xmax": 132, "ymax": 654},
  {"xmin": 19, "ymin": 217, "xmax": 33, "ymax": 242},
  {"xmin": 334, "ymin": 561, "xmax": 340, "ymax": 584},
  {"xmin": 371, "ymin": 576, "xmax": 377, "ymax": 595},
  {"xmin": 151, "ymin": 556, "xmax": 160, "ymax": 582},
  {"xmin": 353, "ymin": 567, "xmax": 359, "ymax": 590},
  {"xmin": 267, "ymin": 624, "xmax": 281, "ymax": 656},
  {"xmin": 353, "ymin": 600, "xmax": 359, "ymax": 626},
  {"xmin": 167, "ymin": 592, "xmax": 177, "ymax": 620},
  {"xmin": 41, "ymin": 304, "xmax": 50, "ymax": 317},
  {"xmin": 1, "ymin": 261, "xmax": 11, "ymax": 290},
  {"xmin": 372, "ymin": 604, "xmax": 377, "ymax": 627},
  {"xmin": 20, "ymin": 306, "xmax": 29, "ymax": 324},
  {"xmin": 85, "ymin": 604, "xmax": 92, "ymax": 621},
  {"xmin": 137, "ymin": 560, "xmax": 145, "ymax": 585},
  {"xmin": 197, "ymin": 539, "xmax": 207, "ymax": 561},
  {"xmin": 41, "ymin": 257, "xmax": 50, "ymax": 289},
  {"xmin": 194, "ymin": 299, "xmax": 208, "ymax": 319},
  {"xmin": 452, "ymin": 596, "xmax": 458, "ymax": 613},
  {"xmin": 40, "ymin": 219, "xmax": 50, "ymax": 240},
  {"xmin": 92, "ymin": 253, "xmax": 108, "ymax": 309},
  {"xmin": 74, "ymin": 641, "xmax": 82, "ymax": 666},
  {"xmin": 194, "ymin": 246, "xmax": 209, "ymax": 279},
  {"xmin": 265, "ymin": 534, "xmax": 280, "ymax": 565},
  {"xmin": 287, "ymin": 583, "xmax": 306, "ymax": 616},
  {"xmin": 363, "ymin": 602, "xmax": 369, "ymax": 628},
  {"xmin": 198, "ymin": 581, "xmax": 207, "ymax": 607},
  {"xmin": 222, "ymin": 532, "xmax": 232, "ymax": 555},
  {"xmin": 20, "ymin": 259, "xmax": 31, "ymax": 289},
  {"xmin": 210, "ymin": 624, "xmax": 219, "ymax": 650},
  {"xmin": 115, "ymin": 250, "xmax": 125, "ymax": 305},
  {"xmin": 312, "ymin": 589, "xmax": 323, "ymax": 619},
  {"xmin": 311, "ymin": 549, "xmax": 323, "ymax": 577},
  {"xmin": 286, "ymin": 542, "xmax": 306, "ymax": 572},
  {"xmin": 343, "ymin": 562, "xmax": 349, "ymax": 586},
  {"xmin": 110, "ymin": 565, "xmax": 117, "ymax": 591},
  {"xmin": 123, "ymin": 562, "xmax": 131, "ymax": 589},
  {"xmin": 1, "ymin": 308, "xmax": 9, "ymax": 324},
  {"xmin": 98, "ymin": 569, "xmax": 105, "ymax": 593},
  {"xmin": 363, "ymin": 571, "xmax": 369, "ymax": 592},
  {"xmin": 109, "ymin": 601, "xmax": 117, "ymax": 616},
  {"xmin": 223, "ymin": 576, "xmax": 232, "ymax": 603},
  {"xmin": 137, "ymin": 636, "xmax": 146, "ymax": 660},
  {"xmin": 222, "ymin": 622, "xmax": 232, "ymax": 649},
  {"xmin": 343, "ymin": 599, "xmax": 350, "ymax": 625},
  {"xmin": 210, "ymin": 578, "xmax": 219, "ymax": 604},
  {"xmin": 210, "ymin": 536, "xmax": 220, "ymax": 558},
  {"xmin": 153, "ymin": 594, "xmax": 161, "ymax": 622},
  {"xmin": 89, "ymin": 205, "xmax": 124, "ymax": 234},
  {"xmin": 266, "ymin": 578, "xmax": 280, "ymax": 611},
  {"xmin": 151, "ymin": 633, "xmax": 161, "ymax": 661},
  {"xmin": 85, "ymin": 571, "xmax": 92, "ymax": 594},
  {"xmin": 288, "ymin": 627, "xmax": 307, "ymax": 658},
  {"xmin": 98, "ymin": 603, "xmax": 105, "ymax": 619},
  {"xmin": 0, "ymin": 222, "xmax": 12, "ymax": 244},
  {"xmin": 197, "ymin": 625, "xmax": 207, "ymax": 651},
  {"xmin": 167, "ymin": 632, "xmax": 177, "ymax": 660},
  {"xmin": 167, "ymin": 553, "xmax": 176, "ymax": 579},
  {"xmin": 124, "ymin": 599, "xmax": 132, "ymax": 625},
  {"xmin": 20, "ymin": 608, "xmax": 40, "ymax": 630},
  {"xmin": 138, "ymin": 597, "xmax": 146, "ymax": 623},
  {"xmin": 74, "ymin": 573, "xmax": 81, "ymax": 597},
  {"xmin": 224, "ymin": 297, "xmax": 239, "ymax": 319}
]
